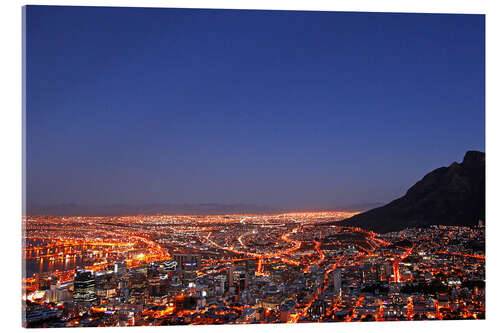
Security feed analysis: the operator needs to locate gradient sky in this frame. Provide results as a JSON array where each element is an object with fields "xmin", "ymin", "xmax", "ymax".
[{"xmin": 25, "ymin": 6, "xmax": 485, "ymax": 212}]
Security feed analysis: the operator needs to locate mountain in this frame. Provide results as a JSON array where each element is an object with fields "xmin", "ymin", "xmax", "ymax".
[
  {"xmin": 340, "ymin": 151, "xmax": 485, "ymax": 233},
  {"xmin": 333, "ymin": 202, "xmax": 385, "ymax": 212}
]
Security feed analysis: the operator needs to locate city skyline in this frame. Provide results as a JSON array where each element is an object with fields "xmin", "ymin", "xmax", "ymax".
[{"xmin": 22, "ymin": 5, "xmax": 485, "ymax": 328}]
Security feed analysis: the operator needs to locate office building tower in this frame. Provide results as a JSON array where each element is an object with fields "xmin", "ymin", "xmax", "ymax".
[
  {"xmin": 114, "ymin": 261, "xmax": 127, "ymax": 275},
  {"xmin": 73, "ymin": 269, "xmax": 96, "ymax": 302},
  {"xmin": 333, "ymin": 269, "xmax": 342, "ymax": 295}
]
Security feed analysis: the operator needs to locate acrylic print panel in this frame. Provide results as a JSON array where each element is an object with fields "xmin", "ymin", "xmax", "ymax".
[{"xmin": 22, "ymin": 5, "xmax": 485, "ymax": 328}]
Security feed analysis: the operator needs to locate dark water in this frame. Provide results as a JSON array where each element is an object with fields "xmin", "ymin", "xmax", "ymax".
[{"xmin": 24, "ymin": 256, "xmax": 84, "ymax": 277}]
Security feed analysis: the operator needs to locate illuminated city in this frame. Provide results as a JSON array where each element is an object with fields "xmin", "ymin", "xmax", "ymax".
[
  {"xmin": 22, "ymin": 211, "xmax": 485, "ymax": 327},
  {"xmin": 22, "ymin": 5, "xmax": 485, "ymax": 329}
]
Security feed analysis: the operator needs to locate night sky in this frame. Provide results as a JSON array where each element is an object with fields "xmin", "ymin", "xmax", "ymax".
[{"xmin": 25, "ymin": 6, "xmax": 485, "ymax": 213}]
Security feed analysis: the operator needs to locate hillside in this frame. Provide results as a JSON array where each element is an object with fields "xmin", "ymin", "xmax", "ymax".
[{"xmin": 340, "ymin": 151, "xmax": 485, "ymax": 233}]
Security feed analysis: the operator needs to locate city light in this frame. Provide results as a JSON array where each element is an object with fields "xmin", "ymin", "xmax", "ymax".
[{"xmin": 22, "ymin": 212, "xmax": 485, "ymax": 327}]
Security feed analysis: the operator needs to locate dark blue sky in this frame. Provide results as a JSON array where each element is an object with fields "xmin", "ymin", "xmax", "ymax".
[{"xmin": 25, "ymin": 6, "xmax": 484, "ymax": 212}]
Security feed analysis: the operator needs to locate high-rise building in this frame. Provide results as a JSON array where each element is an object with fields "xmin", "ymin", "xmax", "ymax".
[
  {"xmin": 162, "ymin": 260, "xmax": 177, "ymax": 272},
  {"xmin": 215, "ymin": 275, "xmax": 226, "ymax": 296},
  {"xmin": 73, "ymin": 269, "xmax": 96, "ymax": 302},
  {"xmin": 173, "ymin": 253, "xmax": 200, "ymax": 282},
  {"xmin": 170, "ymin": 274, "xmax": 182, "ymax": 288},
  {"xmin": 130, "ymin": 271, "xmax": 147, "ymax": 290},
  {"xmin": 148, "ymin": 268, "xmax": 162, "ymax": 297},
  {"xmin": 234, "ymin": 270, "xmax": 247, "ymax": 291},
  {"xmin": 333, "ymin": 269, "xmax": 342, "ymax": 295},
  {"xmin": 226, "ymin": 265, "xmax": 234, "ymax": 287},
  {"xmin": 309, "ymin": 299, "xmax": 326, "ymax": 319},
  {"xmin": 173, "ymin": 253, "xmax": 201, "ymax": 271},
  {"xmin": 245, "ymin": 259, "xmax": 257, "ymax": 275},
  {"xmin": 360, "ymin": 264, "xmax": 379, "ymax": 283},
  {"xmin": 114, "ymin": 261, "xmax": 127, "ymax": 275},
  {"xmin": 38, "ymin": 275, "xmax": 57, "ymax": 291},
  {"xmin": 382, "ymin": 261, "xmax": 393, "ymax": 280},
  {"xmin": 46, "ymin": 281, "xmax": 72, "ymax": 303}
]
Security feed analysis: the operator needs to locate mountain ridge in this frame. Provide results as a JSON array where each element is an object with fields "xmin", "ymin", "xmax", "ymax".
[{"xmin": 340, "ymin": 151, "xmax": 485, "ymax": 233}]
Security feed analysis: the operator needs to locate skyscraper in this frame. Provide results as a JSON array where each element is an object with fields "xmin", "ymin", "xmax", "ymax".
[
  {"xmin": 114, "ymin": 261, "xmax": 127, "ymax": 275},
  {"xmin": 73, "ymin": 269, "xmax": 96, "ymax": 302},
  {"xmin": 173, "ymin": 253, "xmax": 200, "ymax": 283},
  {"xmin": 234, "ymin": 270, "xmax": 247, "ymax": 291},
  {"xmin": 173, "ymin": 253, "xmax": 201, "ymax": 270},
  {"xmin": 227, "ymin": 265, "xmax": 234, "ymax": 287},
  {"xmin": 333, "ymin": 269, "xmax": 342, "ymax": 295}
]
